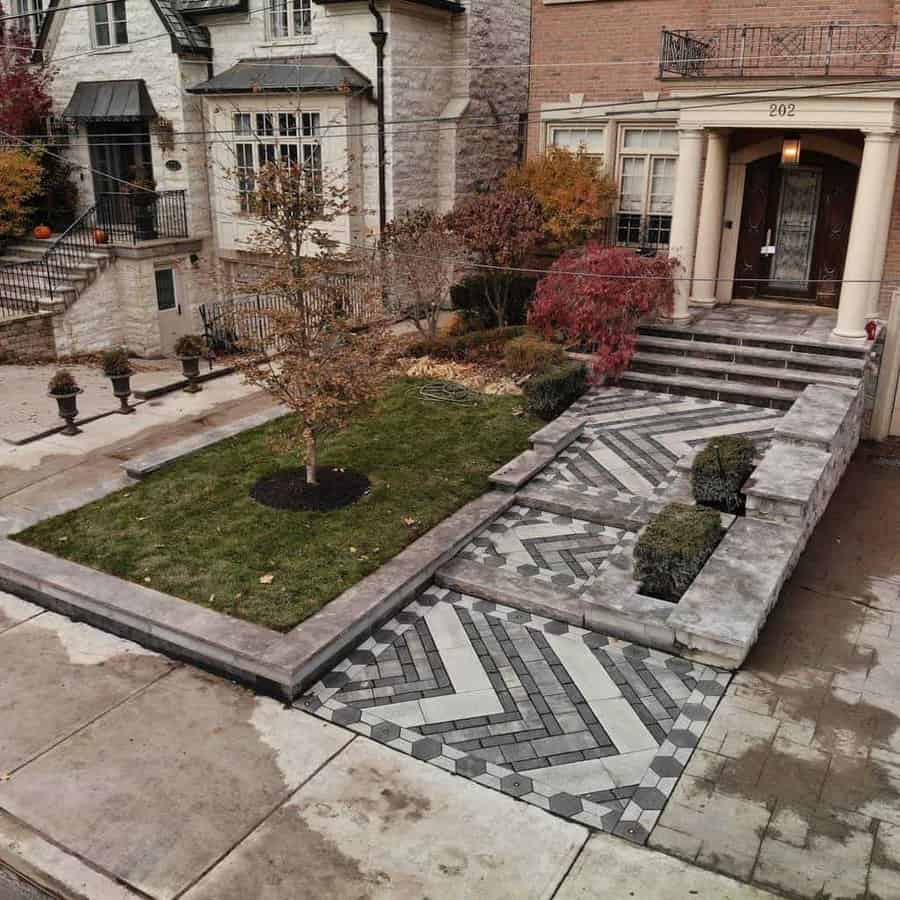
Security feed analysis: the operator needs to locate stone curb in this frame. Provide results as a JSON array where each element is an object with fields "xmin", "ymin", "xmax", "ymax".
[
  {"xmin": 122, "ymin": 405, "xmax": 289, "ymax": 478},
  {"xmin": 0, "ymin": 809, "xmax": 142, "ymax": 900},
  {"xmin": 0, "ymin": 492, "xmax": 513, "ymax": 701},
  {"xmin": 131, "ymin": 364, "xmax": 237, "ymax": 400}
]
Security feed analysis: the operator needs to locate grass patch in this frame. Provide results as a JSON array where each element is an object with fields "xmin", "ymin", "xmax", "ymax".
[{"xmin": 17, "ymin": 379, "xmax": 539, "ymax": 631}]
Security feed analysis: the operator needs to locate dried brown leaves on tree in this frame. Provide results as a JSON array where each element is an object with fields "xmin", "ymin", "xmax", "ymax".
[
  {"xmin": 370, "ymin": 208, "xmax": 466, "ymax": 340},
  {"xmin": 230, "ymin": 159, "xmax": 393, "ymax": 484}
]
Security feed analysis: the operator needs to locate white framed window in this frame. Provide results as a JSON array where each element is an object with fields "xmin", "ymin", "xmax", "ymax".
[
  {"xmin": 9, "ymin": 0, "xmax": 44, "ymax": 44},
  {"xmin": 266, "ymin": 0, "xmax": 312, "ymax": 40},
  {"xmin": 547, "ymin": 124, "xmax": 605, "ymax": 159},
  {"xmin": 233, "ymin": 110, "xmax": 322, "ymax": 215},
  {"xmin": 92, "ymin": 0, "xmax": 128, "ymax": 47},
  {"xmin": 615, "ymin": 127, "xmax": 677, "ymax": 247}
]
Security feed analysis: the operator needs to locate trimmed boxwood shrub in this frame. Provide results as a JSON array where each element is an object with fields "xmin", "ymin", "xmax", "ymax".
[
  {"xmin": 406, "ymin": 325, "xmax": 527, "ymax": 361},
  {"xmin": 504, "ymin": 335, "xmax": 565, "ymax": 375},
  {"xmin": 633, "ymin": 503, "xmax": 724, "ymax": 603},
  {"xmin": 523, "ymin": 362, "xmax": 587, "ymax": 421},
  {"xmin": 450, "ymin": 274, "xmax": 537, "ymax": 329},
  {"xmin": 691, "ymin": 435, "xmax": 755, "ymax": 514}
]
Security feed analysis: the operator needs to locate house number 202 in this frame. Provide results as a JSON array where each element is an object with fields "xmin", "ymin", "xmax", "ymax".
[{"xmin": 769, "ymin": 103, "xmax": 796, "ymax": 118}]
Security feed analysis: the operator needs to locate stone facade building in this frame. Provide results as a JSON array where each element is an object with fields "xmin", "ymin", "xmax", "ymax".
[
  {"xmin": 527, "ymin": 0, "xmax": 900, "ymax": 341},
  {"xmin": 10, "ymin": 0, "xmax": 530, "ymax": 357}
]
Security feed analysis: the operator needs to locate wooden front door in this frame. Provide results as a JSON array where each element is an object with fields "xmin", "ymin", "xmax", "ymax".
[{"xmin": 734, "ymin": 152, "xmax": 857, "ymax": 304}]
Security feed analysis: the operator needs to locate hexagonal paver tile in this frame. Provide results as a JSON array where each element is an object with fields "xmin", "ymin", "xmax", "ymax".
[
  {"xmin": 331, "ymin": 707, "xmax": 362, "ymax": 726},
  {"xmin": 548, "ymin": 793, "xmax": 583, "ymax": 817},
  {"xmin": 486, "ymin": 523, "xmax": 509, "ymax": 533},
  {"xmin": 552, "ymin": 515, "xmax": 573, "ymax": 526},
  {"xmin": 455, "ymin": 756, "xmax": 487, "ymax": 778},
  {"xmin": 321, "ymin": 671, "xmax": 349, "ymax": 689},
  {"xmin": 623, "ymin": 645, "xmax": 651, "ymax": 660},
  {"xmin": 348, "ymin": 650, "xmax": 376, "ymax": 665},
  {"xmin": 500, "ymin": 774, "xmax": 532, "ymax": 797},
  {"xmin": 372, "ymin": 629, "xmax": 397, "ymax": 645},
  {"xmin": 551, "ymin": 573, "xmax": 576, "ymax": 587},
  {"xmin": 631, "ymin": 787, "xmax": 668, "ymax": 810},
  {"xmin": 543, "ymin": 620, "xmax": 569, "ymax": 635},
  {"xmin": 694, "ymin": 679, "xmax": 726, "ymax": 697},
  {"xmin": 665, "ymin": 658, "xmax": 693, "ymax": 674},
  {"xmin": 666, "ymin": 729, "xmax": 698, "ymax": 749},
  {"xmin": 516, "ymin": 564, "xmax": 540, "ymax": 577},
  {"xmin": 613, "ymin": 819, "xmax": 649, "ymax": 844},
  {"xmin": 583, "ymin": 633, "xmax": 609, "ymax": 649},
  {"xmin": 678, "ymin": 703, "xmax": 713, "ymax": 722},
  {"xmin": 473, "ymin": 600, "xmax": 497, "ymax": 614},
  {"xmin": 395, "ymin": 611, "xmax": 420, "ymax": 625},
  {"xmin": 507, "ymin": 611, "xmax": 532, "ymax": 625},
  {"xmin": 650, "ymin": 756, "xmax": 684, "ymax": 778},
  {"xmin": 411, "ymin": 739, "xmax": 442, "ymax": 761},
  {"xmin": 370, "ymin": 722, "xmax": 401, "ymax": 743}
]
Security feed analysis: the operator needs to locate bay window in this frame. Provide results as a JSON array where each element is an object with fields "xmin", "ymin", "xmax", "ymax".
[
  {"xmin": 233, "ymin": 111, "xmax": 322, "ymax": 215},
  {"xmin": 615, "ymin": 127, "xmax": 677, "ymax": 247}
]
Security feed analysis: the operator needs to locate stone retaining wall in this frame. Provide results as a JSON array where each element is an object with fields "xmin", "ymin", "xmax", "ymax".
[{"xmin": 0, "ymin": 313, "xmax": 56, "ymax": 361}]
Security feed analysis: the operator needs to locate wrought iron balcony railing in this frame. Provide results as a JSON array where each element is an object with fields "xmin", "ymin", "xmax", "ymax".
[
  {"xmin": 96, "ymin": 190, "xmax": 190, "ymax": 244},
  {"xmin": 659, "ymin": 24, "xmax": 900, "ymax": 78}
]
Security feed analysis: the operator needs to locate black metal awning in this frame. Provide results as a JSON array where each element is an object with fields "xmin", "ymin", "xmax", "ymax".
[{"xmin": 62, "ymin": 80, "xmax": 158, "ymax": 122}]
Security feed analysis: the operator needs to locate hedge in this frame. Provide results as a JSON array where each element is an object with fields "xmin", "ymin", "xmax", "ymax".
[
  {"xmin": 504, "ymin": 335, "xmax": 565, "ymax": 375},
  {"xmin": 523, "ymin": 362, "xmax": 587, "ymax": 421},
  {"xmin": 406, "ymin": 325, "xmax": 527, "ymax": 362},
  {"xmin": 633, "ymin": 503, "xmax": 723, "ymax": 603},
  {"xmin": 450, "ymin": 274, "xmax": 537, "ymax": 329},
  {"xmin": 691, "ymin": 435, "xmax": 755, "ymax": 514}
]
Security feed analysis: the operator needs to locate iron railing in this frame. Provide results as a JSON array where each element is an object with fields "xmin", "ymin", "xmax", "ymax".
[
  {"xmin": 659, "ymin": 24, "xmax": 900, "ymax": 77},
  {"xmin": 97, "ymin": 190, "xmax": 189, "ymax": 244},
  {"xmin": 200, "ymin": 275, "xmax": 376, "ymax": 354},
  {"xmin": 0, "ymin": 258, "xmax": 52, "ymax": 319}
]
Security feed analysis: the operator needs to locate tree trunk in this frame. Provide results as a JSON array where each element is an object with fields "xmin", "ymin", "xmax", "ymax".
[{"xmin": 306, "ymin": 432, "xmax": 318, "ymax": 485}]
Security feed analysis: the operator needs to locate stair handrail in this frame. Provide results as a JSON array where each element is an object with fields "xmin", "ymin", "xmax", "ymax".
[{"xmin": 34, "ymin": 205, "xmax": 102, "ymax": 304}]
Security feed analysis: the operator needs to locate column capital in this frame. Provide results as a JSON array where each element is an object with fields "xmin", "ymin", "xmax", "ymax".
[
  {"xmin": 862, "ymin": 129, "xmax": 899, "ymax": 142},
  {"xmin": 677, "ymin": 127, "xmax": 707, "ymax": 140}
]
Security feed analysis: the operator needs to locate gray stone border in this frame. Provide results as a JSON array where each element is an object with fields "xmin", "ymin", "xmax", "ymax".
[{"xmin": 0, "ymin": 491, "xmax": 512, "ymax": 701}]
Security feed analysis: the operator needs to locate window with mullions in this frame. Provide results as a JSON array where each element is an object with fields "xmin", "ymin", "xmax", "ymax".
[
  {"xmin": 10, "ymin": 0, "xmax": 44, "ymax": 44},
  {"xmin": 267, "ymin": 0, "xmax": 312, "ymax": 40},
  {"xmin": 92, "ymin": 0, "xmax": 128, "ymax": 47},
  {"xmin": 232, "ymin": 111, "xmax": 322, "ymax": 215},
  {"xmin": 615, "ymin": 127, "xmax": 677, "ymax": 248}
]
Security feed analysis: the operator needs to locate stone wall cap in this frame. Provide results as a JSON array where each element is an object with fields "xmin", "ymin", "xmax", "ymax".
[
  {"xmin": 744, "ymin": 441, "xmax": 831, "ymax": 503},
  {"xmin": 774, "ymin": 384, "xmax": 858, "ymax": 448}
]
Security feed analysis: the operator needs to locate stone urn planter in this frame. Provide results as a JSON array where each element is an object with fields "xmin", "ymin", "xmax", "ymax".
[
  {"xmin": 48, "ymin": 370, "xmax": 82, "ymax": 436},
  {"xmin": 174, "ymin": 334, "xmax": 206, "ymax": 393},
  {"xmin": 100, "ymin": 347, "xmax": 134, "ymax": 414}
]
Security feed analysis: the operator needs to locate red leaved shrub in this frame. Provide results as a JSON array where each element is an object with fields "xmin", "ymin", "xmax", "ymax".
[{"xmin": 529, "ymin": 244, "xmax": 675, "ymax": 378}]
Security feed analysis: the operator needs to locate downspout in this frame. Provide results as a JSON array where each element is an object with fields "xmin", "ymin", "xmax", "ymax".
[{"xmin": 368, "ymin": 1, "xmax": 388, "ymax": 233}]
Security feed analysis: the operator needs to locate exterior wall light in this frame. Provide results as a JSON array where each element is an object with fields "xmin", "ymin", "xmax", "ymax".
[{"xmin": 781, "ymin": 135, "xmax": 802, "ymax": 167}]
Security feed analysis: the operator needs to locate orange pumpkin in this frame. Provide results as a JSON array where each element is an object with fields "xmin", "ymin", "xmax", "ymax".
[
  {"xmin": 33, "ymin": 225, "xmax": 51, "ymax": 239},
  {"xmin": 94, "ymin": 228, "xmax": 109, "ymax": 244}
]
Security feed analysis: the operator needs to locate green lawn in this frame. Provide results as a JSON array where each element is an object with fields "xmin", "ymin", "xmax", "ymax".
[{"xmin": 17, "ymin": 379, "xmax": 539, "ymax": 631}]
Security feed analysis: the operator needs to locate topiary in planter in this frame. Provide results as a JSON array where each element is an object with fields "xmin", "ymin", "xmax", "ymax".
[
  {"xmin": 48, "ymin": 369, "xmax": 78, "ymax": 396},
  {"xmin": 633, "ymin": 503, "xmax": 724, "ymax": 603},
  {"xmin": 522, "ymin": 362, "xmax": 587, "ymax": 421},
  {"xmin": 100, "ymin": 346, "xmax": 132, "ymax": 377},
  {"xmin": 691, "ymin": 435, "xmax": 756, "ymax": 514},
  {"xmin": 174, "ymin": 334, "xmax": 205, "ymax": 358}
]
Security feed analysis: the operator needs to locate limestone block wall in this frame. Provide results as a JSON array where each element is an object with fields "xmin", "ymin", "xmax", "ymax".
[{"xmin": 0, "ymin": 313, "xmax": 57, "ymax": 361}]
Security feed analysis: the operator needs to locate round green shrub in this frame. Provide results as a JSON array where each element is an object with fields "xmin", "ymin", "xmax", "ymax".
[
  {"xmin": 691, "ymin": 435, "xmax": 755, "ymax": 514},
  {"xmin": 633, "ymin": 503, "xmax": 724, "ymax": 603}
]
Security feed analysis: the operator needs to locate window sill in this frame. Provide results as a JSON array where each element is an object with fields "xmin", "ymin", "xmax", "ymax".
[
  {"xmin": 91, "ymin": 44, "xmax": 132, "ymax": 54},
  {"xmin": 260, "ymin": 36, "xmax": 317, "ymax": 48}
]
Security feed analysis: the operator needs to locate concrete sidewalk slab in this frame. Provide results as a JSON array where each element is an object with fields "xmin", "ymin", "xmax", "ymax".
[
  {"xmin": 555, "ymin": 832, "xmax": 779, "ymax": 898},
  {"xmin": 0, "ymin": 609, "xmax": 177, "ymax": 773},
  {"xmin": 0, "ymin": 590, "xmax": 42, "ymax": 633},
  {"xmin": 0, "ymin": 667, "xmax": 352, "ymax": 899},
  {"xmin": 182, "ymin": 737, "xmax": 588, "ymax": 900}
]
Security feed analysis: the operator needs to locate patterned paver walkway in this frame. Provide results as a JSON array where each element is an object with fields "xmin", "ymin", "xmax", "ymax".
[{"xmin": 302, "ymin": 586, "xmax": 731, "ymax": 843}]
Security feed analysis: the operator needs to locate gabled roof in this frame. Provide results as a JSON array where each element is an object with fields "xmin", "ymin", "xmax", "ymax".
[
  {"xmin": 187, "ymin": 54, "xmax": 372, "ymax": 96},
  {"xmin": 36, "ymin": 0, "xmax": 212, "ymax": 58}
]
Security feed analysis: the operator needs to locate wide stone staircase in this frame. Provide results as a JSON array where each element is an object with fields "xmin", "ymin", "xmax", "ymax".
[{"xmin": 617, "ymin": 320, "xmax": 868, "ymax": 409}]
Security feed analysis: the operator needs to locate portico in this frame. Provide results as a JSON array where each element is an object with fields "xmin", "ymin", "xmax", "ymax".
[{"xmin": 667, "ymin": 85, "xmax": 900, "ymax": 338}]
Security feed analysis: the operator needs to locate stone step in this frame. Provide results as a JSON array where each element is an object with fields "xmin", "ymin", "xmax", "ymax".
[
  {"xmin": 630, "ymin": 351, "xmax": 862, "ymax": 391},
  {"xmin": 639, "ymin": 322, "xmax": 868, "ymax": 360},
  {"xmin": 435, "ymin": 557, "xmax": 584, "ymax": 626},
  {"xmin": 515, "ymin": 482, "xmax": 651, "ymax": 529},
  {"xmin": 489, "ymin": 445, "xmax": 556, "ymax": 491},
  {"xmin": 636, "ymin": 334, "xmax": 866, "ymax": 374},
  {"xmin": 617, "ymin": 370, "xmax": 799, "ymax": 410},
  {"xmin": 529, "ymin": 415, "xmax": 583, "ymax": 454}
]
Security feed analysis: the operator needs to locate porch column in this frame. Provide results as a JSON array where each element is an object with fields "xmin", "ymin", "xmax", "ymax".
[
  {"xmin": 690, "ymin": 130, "xmax": 730, "ymax": 307},
  {"xmin": 835, "ymin": 130, "xmax": 900, "ymax": 338},
  {"xmin": 667, "ymin": 128, "xmax": 706, "ymax": 321},
  {"xmin": 867, "ymin": 136, "xmax": 900, "ymax": 317}
]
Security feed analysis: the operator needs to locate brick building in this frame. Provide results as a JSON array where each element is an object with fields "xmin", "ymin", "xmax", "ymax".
[{"xmin": 528, "ymin": 1, "xmax": 900, "ymax": 342}]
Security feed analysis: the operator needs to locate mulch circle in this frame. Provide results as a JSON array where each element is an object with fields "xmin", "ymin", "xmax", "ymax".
[{"xmin": 250, "ymin": 466, "xmax": 370, "ymax": 511}]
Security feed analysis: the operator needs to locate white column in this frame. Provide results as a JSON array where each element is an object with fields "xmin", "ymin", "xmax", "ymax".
[
  {"xmin": 690, "ymin": 130, "xmax": 730, "ymax": 307},
  {"xmin": 667, "ymin": 128, "xmax": 706, "ymax": 321},
  {"xmin": 835, "ymin": 131, "xmax": 900, "ymax": 338},
  {"xmin": 866, "ymin": 137, "xmax": 900, "ymax": 318}
]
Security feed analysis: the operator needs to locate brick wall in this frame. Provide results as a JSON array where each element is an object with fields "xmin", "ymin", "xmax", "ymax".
[{"xmin": 0, "ymin": 314, "xmax": 57, "ymax": 361}]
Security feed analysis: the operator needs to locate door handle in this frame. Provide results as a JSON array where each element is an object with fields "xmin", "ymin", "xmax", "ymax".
[{"xmin": 177, "ymin": 304, "xmax": 181, "ymax": 315}]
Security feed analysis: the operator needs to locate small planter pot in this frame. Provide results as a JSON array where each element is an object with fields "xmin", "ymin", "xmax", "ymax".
[
  {"xmin": 50, "ymin": 388, "xmax": 83, "ymax": 436},
  {"xmin": 108, "ymin": 372, "xmax": 134, "ymax": 413},
  {"xmin": 179, "ymin": 355, "xmax": 202, "ymax": 393}
]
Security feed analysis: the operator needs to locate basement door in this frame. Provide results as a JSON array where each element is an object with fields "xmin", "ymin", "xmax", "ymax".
[{"xmin": 155, "ymin": 268, "xmax": 185, "ymax": 356}]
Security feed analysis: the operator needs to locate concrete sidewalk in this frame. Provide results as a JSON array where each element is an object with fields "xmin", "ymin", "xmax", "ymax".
[{"xmin": 0, "ymin": 590, "xmax": 775, "ymax": 899}]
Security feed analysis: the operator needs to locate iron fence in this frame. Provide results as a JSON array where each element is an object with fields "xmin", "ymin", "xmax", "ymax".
[
  {"xmin": 199, "ymin": 275, "xmax": 376, "ymax": 354},
  {"xmin": 0, "ymin": 258, "xmax": 51, "ymax": 319},
  {"xmin": 96, "ymin": 190, "xmax": 189, "ymax": 244},
  {"xmin": 660, "ymin": 23, "xmax": 900, "ymax": 77}
]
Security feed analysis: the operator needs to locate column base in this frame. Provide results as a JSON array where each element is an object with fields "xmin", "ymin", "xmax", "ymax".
[
  {"xmin": 689, "ymin": 296, "xmax": 718, "ymax": 309},
  {"xmin": 832, "ymin": 327, "xmax": 868, "ymax": 339},
  {"xmin": 658, "ymin": 312, "xmax": 693, "ymax": 324}
]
